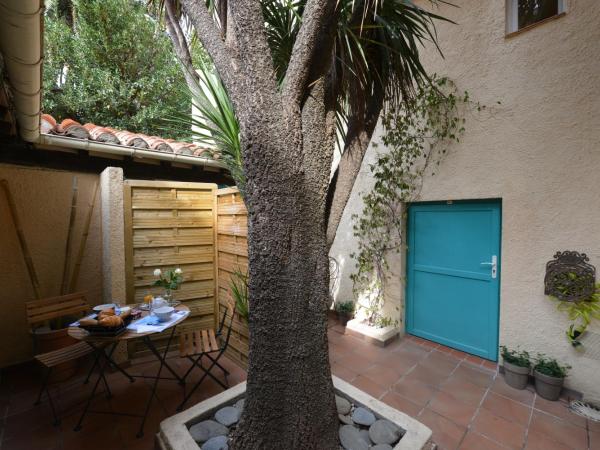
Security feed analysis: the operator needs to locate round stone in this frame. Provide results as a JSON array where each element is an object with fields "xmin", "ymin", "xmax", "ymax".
[
  {"xmin": 351, "ymin": 407, "xmax": 376, "ymax": 426},
  {"xmin": 189, "ymin": 420, "xmax": 229, "ymax": 443},
  {"xmin": 234, "ymin": 398, "xmax": 245, "ymax": 410},
  {"xmin": 371, "ymin": 445, "xmax": 393, "ymax": 450},
  {"xmin": 358, "ymin": 429, "xmax": 372, "ymax": 445},
  {"xmin": 339, "ymin": 414, "xmax": 354, "ymax": 425},
  {"xmin": 215, "ymin": 406, "xmax": 241, "ymax": 426},
  {"xmin": 202, "ymin": 435, "xmax": 229, "ymax": 450},
  {"xmin": 369, "ymin": 419, "xmax": 402, "ymax": 445},
  {"xmin": 339, "ymin": 424, "xmax": 369, "ymax": 450},
  {"xmin": 336, "ymin": 395, "xmax": 352, "ymax": 415}
]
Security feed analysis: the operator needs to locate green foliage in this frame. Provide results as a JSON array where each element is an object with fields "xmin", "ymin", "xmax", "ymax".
[
  {"xmin": 168, "ymin": 0, "xmax": 448, "ymax": 193},
  {"xmin": 500, "ymin": 346, "xmax": 531, "ymax": 368},
  {"xmin": 350, "ymin": 76, "xmax": 478, "ymax": 327},
  {"xmin": 549, "ymin": 281, "xmax": 600, "ymax": 348},
  {"xmin": 230, "ymin": 269, "xmax": 249, "ymax": 323},
  {"xmin": 334, "ymin": 301, "xmax": 355, "ymax": 316},
  {"xmin": 534, "ymin": 354, "xmax": 571, "ymax": 378},
  {"xmin": 43, "ymin": 0, "xmax": 190, "ymax": 139}
]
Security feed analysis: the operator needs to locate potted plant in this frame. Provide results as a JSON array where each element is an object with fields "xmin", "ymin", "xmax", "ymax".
[
  {"xmin": 500, "ymin": 346, "xmax": 531, "ymax": 390},
  {"xmin": 334, "ymin": 301, "xmax": 355, "ymax": 326},
  {"xmin": 533, "ymin": 354, "xmax": 571, "ymax": 401}
]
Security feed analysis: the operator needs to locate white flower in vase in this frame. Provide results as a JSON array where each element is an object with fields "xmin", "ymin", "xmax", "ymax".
[{"xmin": 153, "ymin": 268, "xmax": 162, "ymax": 277}]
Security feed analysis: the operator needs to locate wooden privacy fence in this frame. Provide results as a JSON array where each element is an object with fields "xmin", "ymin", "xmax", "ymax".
[
  {"xmin": 216, "ymin": 187, "xmax": 249, "ymax": 368},
  {"xmin": 124, "ymin": 180, "xmax": 218, "ymax": 355},
  {"xmin": 123, "ymin": 181, "xmax": 249, "ymax": 365}
]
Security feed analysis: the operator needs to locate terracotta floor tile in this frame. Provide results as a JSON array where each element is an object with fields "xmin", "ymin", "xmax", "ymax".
[
  {"xmin": 452, "ymin": 363, "xmax": 495, "ymax": 388},
  {"xmin": 428, "ymin": 390, "xmax": 478, "ymax": 427},
  {"xmin": 590, "ymin": 429, "xmax": 600, "ymax": 450},
  {"xmin": 381, "ymin": 391, "xmax": 422, "ymax": 417},
  {"xmin": 335, "ymin": 351, "xmax": 377, "ymax": 374},
  {"xmin": 404, "ymin": 364, "xmax": 452, "ymax": 388},
  {"xmin": 393, "ymin": 377, "xmax": 439, "ymax": 407},
  {"xmin": 439, "ymin": 375, "xmax": 487, "ymax": 408},
  {"xmin": 459, "ymin": 431, "xmax": 507, "ymax": 450},
  {"xmin": 450, "ymin": 349, "xmax": 469, "ymax": 360},
  {"xmin": 490, "ymin": 376, "xmax": 535, "ymax": 406},
  {"xmin": 482, "ymin": 360, "xmax": 499, "ymax": 372},
  {"xmin": 331, "ymin": 362, "xmax": 359, "ymax": 383},
  {"xmin": 362, "ymin": 363, "xmax": 403, "ymax": 388},
  {"xmin": 351, "ymin": 375, "xmax": 388, "ymax": 399},
  {"xmin": 481, "ymin": 391, "xmax": 532, "ymax": 425},
  {"xmin": 528, "ymin": 410, "xmax": 588, "ymax": 450},
  {"xmin": 375, "ymin": 353, "xmax": 419, "ymax": 375},
  {"xmin": 471, "ymin": 407, "xmax": 526, "ymax": 450},
  {"xmin": 392, "ymin": 341, "xmax": 431, "ymax": 359},
  {"xmin": 421, "ymin": 351, "xmax": 461, "ymax": 374},
  {"xmin": 533, "ymin": 396, "xmax": 587, "ymax": 428},
  {"xmin": 418, "ymin": 408, "xmax": 466, "ymax": 450},
  {"xmin": 435, "ymin": 345, "xmax": 455, "ymax": 356},
  {"xmin": 464, "ymin": 355, "xmax": 485, "ymax": 367},
  {"xmin": 524, "ymin": 429, "xmax": 574, "ymax": 450}
]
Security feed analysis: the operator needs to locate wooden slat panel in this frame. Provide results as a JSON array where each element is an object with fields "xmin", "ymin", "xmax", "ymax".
[
  {"xmin": 216, "ymin": 188, "xmax": 249, "ymax": 369},
  {"xmin": 124, "ymin": 180, "xmax": 218, "ymax": 359}
]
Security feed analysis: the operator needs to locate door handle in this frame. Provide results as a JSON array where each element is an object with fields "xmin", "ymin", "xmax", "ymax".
[{"xmin": 480, "ymin": 255, "xmax": 497, "ymax": 279}]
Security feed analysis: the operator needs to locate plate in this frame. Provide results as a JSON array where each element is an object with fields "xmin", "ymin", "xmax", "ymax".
[{"xmin": 93, "ymin": 303, "xmax": 116, "ymax": 312}]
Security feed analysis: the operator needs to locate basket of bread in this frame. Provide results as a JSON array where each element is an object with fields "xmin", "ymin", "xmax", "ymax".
[{"xmin": 79, "ymin": 307, "xmax": 133, "ymax": 336}]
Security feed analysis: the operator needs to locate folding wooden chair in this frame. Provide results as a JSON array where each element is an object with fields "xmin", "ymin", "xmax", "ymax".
[
  {"xmin": 25, "ymin": 292, "xmax": 96, "ymax": 425},
  {"xmin": 177, "ymin": 304, "xmax": 235, "ymax": 410}
]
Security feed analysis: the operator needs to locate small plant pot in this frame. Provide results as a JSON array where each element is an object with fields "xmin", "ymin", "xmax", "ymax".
[
  {"xmin": 336, "ymin": 313, "xmax": 352, "ymax": 327},
  {"xmin": 503, "ymin": 361, "xmax": 530, "ymax": 390},
  {"xmin": 534, "ymin": 370, "xmax": 564, "ymax": 401}
]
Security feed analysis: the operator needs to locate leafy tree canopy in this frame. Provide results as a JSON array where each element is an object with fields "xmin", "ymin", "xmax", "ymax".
[{"xmin": 43, "ymin": 0, "xmax": 191, "ymax": 139}]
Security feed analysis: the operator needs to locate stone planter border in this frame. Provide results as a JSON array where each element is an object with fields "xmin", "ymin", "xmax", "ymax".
[{"xmin": 157, "ymin": 376, "xmax": 432, "ymax": 450}]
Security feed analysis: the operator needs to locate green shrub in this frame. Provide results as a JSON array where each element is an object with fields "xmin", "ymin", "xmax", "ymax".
[
  {"xmin": 335, "ymin": 301, "xmax": 355, "ymax": 316},
  {"xmin": 534, "ymin": 354, "xmax": 571, "ymax": 378},
  {"xmin": 500, "ymin": 346, "xmax": 531, "ymax": 368}
]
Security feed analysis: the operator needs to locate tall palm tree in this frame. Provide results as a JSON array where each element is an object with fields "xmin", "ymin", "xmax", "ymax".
[{"xmin": 153, "ymin": 0, "xmax": 448, "ymax": 216}]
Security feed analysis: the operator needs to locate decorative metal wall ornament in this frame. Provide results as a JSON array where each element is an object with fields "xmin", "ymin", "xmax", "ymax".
[{"xmin": 544, "ymin": 251, "xmax": 596, "ymax": 303}]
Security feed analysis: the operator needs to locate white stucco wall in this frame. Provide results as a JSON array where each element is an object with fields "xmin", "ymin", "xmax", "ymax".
[{"xmin": 330, "ymin": 0, "xmax": 600, "ymax": 399}]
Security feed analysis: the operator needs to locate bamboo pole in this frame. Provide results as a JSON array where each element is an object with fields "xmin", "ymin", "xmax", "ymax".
[
  {"xmin": 60, "ymin": 176, "xmax": 78, "ymax": 294},
  {"xmin": 0, "ymin": 179, "xmax": 42, "ymax": 299},
  {"xmin": 68, "ymin": 180, "xmax": 99, "ymax": 293}
]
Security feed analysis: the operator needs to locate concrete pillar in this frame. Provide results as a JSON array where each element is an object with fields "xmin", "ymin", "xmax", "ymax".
[
  {"xmin": 100, "ymin": 167, "xmax": 128, "ymax": 363},
  {"xmin": 100, "ymin": 167, "xmax": 126, "ymax": 303}
]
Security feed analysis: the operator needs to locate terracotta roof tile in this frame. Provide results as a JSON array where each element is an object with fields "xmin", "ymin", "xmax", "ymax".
[{"xmin": 41, "ymin": 113, "xmax": 219, "ymax": 161}]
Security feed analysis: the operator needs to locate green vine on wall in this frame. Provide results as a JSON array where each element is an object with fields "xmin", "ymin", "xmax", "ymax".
[{"xmin": 350, "ymin": 76, "xmax": 487, "ymax": 327}]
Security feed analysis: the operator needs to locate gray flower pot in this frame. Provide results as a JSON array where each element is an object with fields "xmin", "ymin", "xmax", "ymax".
[
  {"xmin": 503, "ymin": 361, "xmax": 530, "ymax": 390},
  {"xmin": 534, "ymin": 370, "xmax": 564, "ymax": 401}
]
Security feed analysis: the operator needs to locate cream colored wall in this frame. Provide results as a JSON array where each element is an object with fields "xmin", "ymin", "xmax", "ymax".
[
  {"xmin": 330, "ymin": 0, "xmax": 600, "ymax": 399},
  {"xmin": 0, "ymin": 163, "xmax": 102, "ymax": 367}
]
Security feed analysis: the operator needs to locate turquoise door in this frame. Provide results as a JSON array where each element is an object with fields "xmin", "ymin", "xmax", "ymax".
[{"xmin": 406, "ymin": 201, "xmax": 501, "ymax": 361}]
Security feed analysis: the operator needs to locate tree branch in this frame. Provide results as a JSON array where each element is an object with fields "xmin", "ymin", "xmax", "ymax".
[
  {"xmin": 325, "ymin": 82, "xmax": 385, "ymax": 247},
  {"xmin": 282, "ymin": 0, "xmax": 337, "ymax": 107},
  {"xmin": 179, "ymin": 0, "xmax": 239, "ymax": 98},
  {"xmin": 164, "ymin": 0, "xmax": 202, "ymax": 99}
]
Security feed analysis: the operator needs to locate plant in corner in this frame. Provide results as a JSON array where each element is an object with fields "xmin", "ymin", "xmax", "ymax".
[
  {"xmin": 533, "ymin": 354, "xmax": 571, "ymax": 401},
  {"xmin": 500, "ymin": 346, "xmax": 531, "ymax": 390},
  {"xmin": 230, "ymin": 269, "xmax": 249, "ymax": 323},
  {"xmin": 334, "ymin": 301, "xmax": 355, "ymax": 327}
]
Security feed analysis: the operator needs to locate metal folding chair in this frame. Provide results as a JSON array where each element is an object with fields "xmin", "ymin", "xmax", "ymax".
[{"xmin": 176, "ymin": 304, "xmax": 235, "ymax": 410}]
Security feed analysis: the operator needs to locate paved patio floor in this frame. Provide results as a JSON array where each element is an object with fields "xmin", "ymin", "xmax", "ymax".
[
  {"xmin": 328, "ymin": 323, "xmax": 599, "ymax": 450},
  {"xmin": 0, "ymin": 325, "xmax": 597, "ymax": 450}
]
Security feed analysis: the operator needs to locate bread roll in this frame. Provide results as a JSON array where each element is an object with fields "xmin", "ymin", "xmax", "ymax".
[{"xmin": 99, "ymin": 315, "xmax": 123, "ymax": 327}]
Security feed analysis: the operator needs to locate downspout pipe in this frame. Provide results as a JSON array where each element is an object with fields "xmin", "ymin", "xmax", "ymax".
[
  {"xmin": 0, "ymin": 0, "xmax": 43, "ymax": 142},
  {"xmin": 38, "ymin": 133, "xmax": 227, "ymax": 169}
]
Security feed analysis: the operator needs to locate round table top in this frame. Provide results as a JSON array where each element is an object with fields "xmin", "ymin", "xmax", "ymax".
[{"xmin": 68, "ymin": 305, "xmax": 190, "ymax": 342}]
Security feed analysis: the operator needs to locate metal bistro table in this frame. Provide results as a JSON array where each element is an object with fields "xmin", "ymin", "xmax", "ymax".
[{"xmin": 68, "ymin": 305, "xmax": 190, "ymax": 437}]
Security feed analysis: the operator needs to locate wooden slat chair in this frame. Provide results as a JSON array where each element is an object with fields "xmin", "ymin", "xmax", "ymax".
[
  {"xmin": 25, "ymin": 292, "xmax": 95, "ymax": 425},
  {"xmin": 177, "ymin": 304, "xmax": 235, "ymax": 411}
]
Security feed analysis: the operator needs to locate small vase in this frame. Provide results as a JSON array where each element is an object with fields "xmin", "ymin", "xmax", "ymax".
[{"xmin": 164, "ymin": 289, "xmax": 177, "ymax": 306}]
